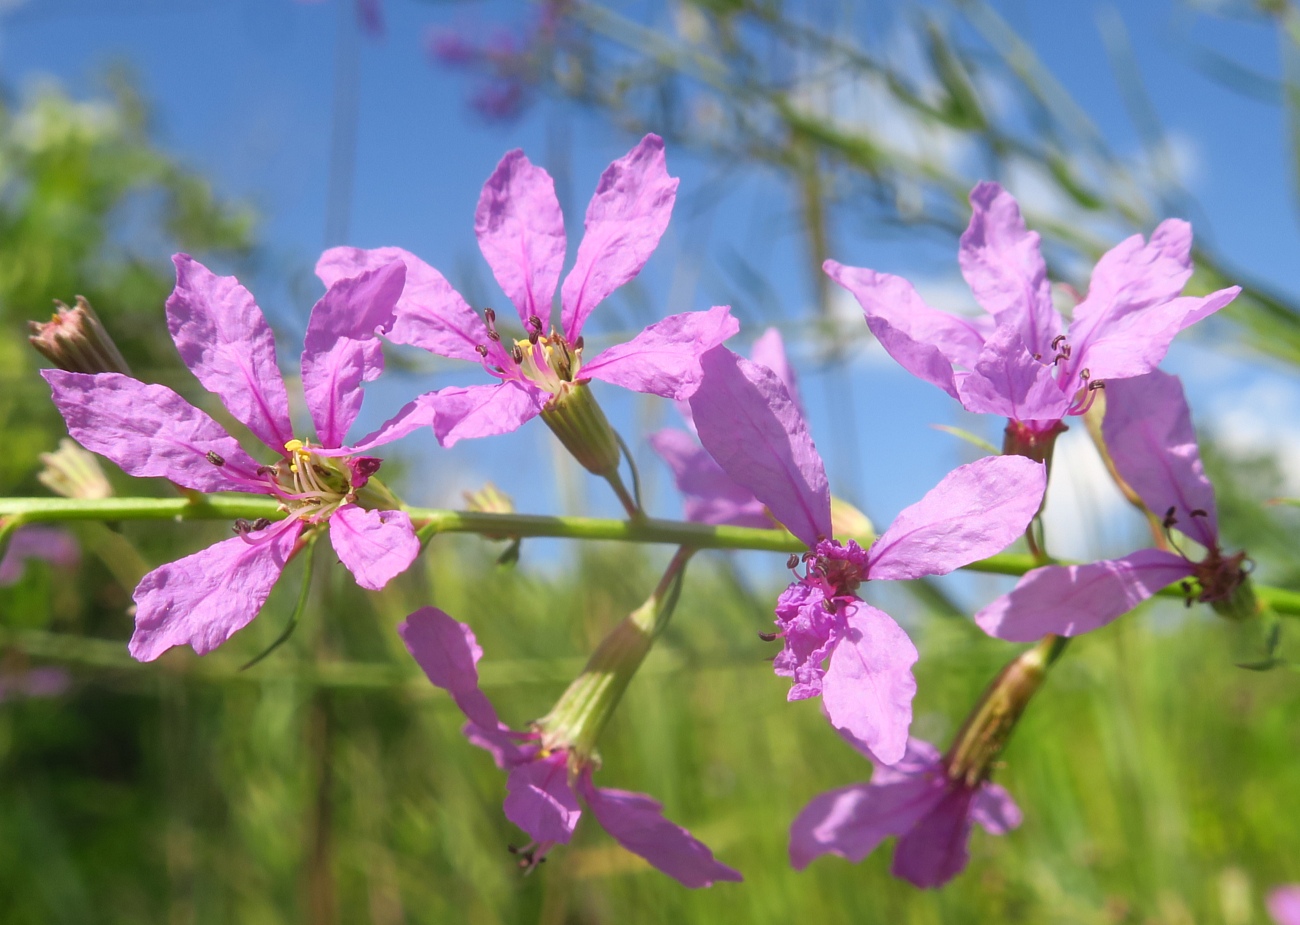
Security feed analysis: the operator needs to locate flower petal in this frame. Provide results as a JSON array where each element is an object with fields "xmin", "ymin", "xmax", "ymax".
[
  {"xmin": 954, "ymin": 324, "xmax": 1070, "ymax": 424},
  {"xmin": 867, "ymin": 456, "xmax": 1046, "ymax": 581},
  {"xmin": 328, "ymin": 505, "xmax": 419, "ymax": 591},
  {"xmin": 689, "ymin": 347, "xmax": 831, "ymax": 547},
  {"xmin": 166, "ymin": 254, "xmax": 293, "ymax": 451},
  {"xmin": 315, "ymin": 246, "xmax": 489, "ymax": 363},
  {"xmin": 973, "ymin": 548, "xmax": 1193, "ymax": 641},
  {"xmin": 43, "ymin": 370, "xmax": 263, "ymax": 492},
  {"xmin": 748, "ymin": 327, "xmax": 801, "ymax": 410},
  {"xmin": 560, "ymin": 135, "xmax": 679, "ymax": 338},
  {"xmin": 504, "ymin": 753, "xmax": 581, "ymax": 845},
  {"xmin": 430, "ymin": 381, "xmax": 546, "ymax": 447},
  {"xmin": 772, "ymin": 583, "xmax": 841, "ymax": 700},
  {"xmin": 824, "ymin": 260, "xmax": 985, "ymax": 399},
  {"xmin": 959, "ymin": 182, "xmax": 1061, "ymax": 357},
  {"xmin": 0, "ymin": 527, "xmax": 78, "ymax": 585},
  {"xmin": 789, "ymin": 776, "xmax": 941, "ymax": 870},
  {"xmin": 475, "ymin": 149, "xmax": 565, "ymax": 329},
  {"xmin": 648, "ymin": 429, "xmax": 771, "ymax": 528},
  {"xmin": 1102, "ymin": 371, "xmax": 1218, "ymax": 549},
  {"xmin": 129, "ymin": 519, "xmax": 302, "ymax": 661},
  {"xmin": 1268, "ymin": 886, "xmax": 1300, "ymax": 925},
  {"xmin": 969, "ymin": 782, "xmax": 1022, "ymax": 835},
  {"xmin": 821, "ymin": 601, "xmax": 919, "ymax": 766},
  {"xmin": 890, "ymin": 786, "xmax": 977, "ymax": 889},
  {"xmin": 582, "ymin": 306, "xmax": 738, "ymax": 400},
  {"xmin": 578, "ymin": 773, "xmax": 743, "ymax": 887},
  {"xmin": 302, "ymin": 261, "xmax": 406, "ymax": 448}
]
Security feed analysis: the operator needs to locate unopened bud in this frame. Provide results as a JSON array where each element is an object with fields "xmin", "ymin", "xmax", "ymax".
[
  {"xmin": 37, "ymin": 438, "xmax": 112, "ymax": 499},
  {"xmin": 28, "ymin": 296, "xmax": 131, "ymax": 375},
  {"xmin": 830, "ymin": 497, "xmax": 875, "ymax": 544}
]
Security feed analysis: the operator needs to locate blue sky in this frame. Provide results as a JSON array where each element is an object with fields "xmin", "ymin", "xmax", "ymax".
[{"xmin": 4, "ymin": 0, "xmax": 1298, "ymax": 577}]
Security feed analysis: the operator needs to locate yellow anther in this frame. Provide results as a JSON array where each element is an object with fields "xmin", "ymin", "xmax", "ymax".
[{"xmin": 284, "ymin": 438, "xmax": 304, "ymax": 454}]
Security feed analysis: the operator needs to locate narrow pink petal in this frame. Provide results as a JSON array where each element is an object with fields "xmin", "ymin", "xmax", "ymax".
[
  {"xmin": 959, "ymin": 182, "xmax": 1062, "ymax": 357},
  {"xmin": 974, "ymin": 548, "xmax": 1193, "ymax": 641},
  {"xmin": 43, "ymin": 370, "xmax": 264, "ymax": 492},
  {"xmin": 1268, "ymin": 886, "xmax": 1300, "ymax": 925},
  {"xmin": 789, "ymin": 776, "xmax": 941, "ymax": 870},
  {"xmin": 166, "ymin": 254, "xmax": 293, "ymax": 450},
  {"xmin": 129, "ymin": 519, "xmax": 302, "ymax": 661},
  {"xmin": 397, "ymin": 606, "xmax": 514, "ymax": 741},
  {"xmin": 648, "ymin": 429, "xmax": 770, "ymax": 528},
  {"xmin": 341, "ymin": 391, "xmax": 438, "ymax": 453},
  {"xmin": 824, "ymin": 260, "xmax": 984, "ymax": 399},
  {"xmin": 0, "ymin": 527, "xmax": 78, "ymax": 585},
  {"xmin": 832, "ymin": 733, "xmax": 943, "ymax": 781},
  {"xmin": 890, "ymin": 786, "xmax": 977, "ymax": 889},
  {"xmin": 1103, "ymin": 372, "xmax": 1218, "ymax": 548},
  {"xmin": 504, "ymin": 753, "xmax": 581, "ymax": 845},
  {"xmin": 430, "ymin": 381, "xmax": 546, "ymax": 447},
  {"xmin": 475, "ymin": 149, "xmax": 565, "ymax": 329},
  {"xmin": 316, "ymin": 246, "xmax": 488, "ymax": 363},
  {"xmin": 328, "ymin": 505, "xmax": 419, "ymax": 591},
  {"xmin": 969, "ymin": 782, "xmax": 1022, "ymax": 835},
  {"xmin": 578, "ymin": 773, "xmax": 743, "ymax": 887},
  {"xmin": 560, "ymin": 135, "xmax": 679, "ymax": 338},
  {"xmin": 954, "ymin": 324, "xmax": 1070, "ymax": 424},
  {"xmin": 688, "ymin": 347, "xmax": 831, "ymax": 547},
  {"xmin": 748, "ymin": 327, "xmax": 801, "ymax": 410},
  {"xmin": 867, "ymin": 456, "xmax": 1046, "ymax": 581},
  {"xmin": 582, "ymin": 306, "xmax": 738, "ymax": 400},
  {"xmin": 821, "ymin": 602, "xmax": 919, "ymax": 766},
  {"xmin": 301, "ymin": 261, "xmax": 406, "ymax": 448}
]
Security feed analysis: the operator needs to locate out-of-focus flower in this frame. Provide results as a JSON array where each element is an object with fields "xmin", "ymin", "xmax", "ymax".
[
  {"xmin": 316, "ymin": 135, "xmax": 736, "ymax": 476},
  {"xmin": 975, "ymin": 370, "xmax": 1251, "ymax": 641},
  {"xmin": 399, "ymin": 606, "xmax": 742, "ymax": 887},
  {"xmin": 790, "ymin": 738, "xmax": 1020, "ymax": 888},
  {"xmin": 0, "ymin": 526, "xmax": 79, "ymax": 585},
  {"xmin": 0, "ymin": 666, "xmax": 72, "ymax": 702},
  {"xmin": 826, "ymin": 183, "xmax": 1239, "ymax": 460},
  {"xmin": 1269, "ymin": 885, "xmax": 1300, "ymax": 925},
  {"xmin": 44, "ymin": 255, "xmax": 421, "ymax": 661},
  {"xmin": 688, "ymin": 346, "xmax": 1045, "ymax": 763}
]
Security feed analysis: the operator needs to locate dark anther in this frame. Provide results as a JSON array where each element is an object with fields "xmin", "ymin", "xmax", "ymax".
[
  {"xmin": 758, "ymin": 631, "xmax": 778, "ymax": 642},
  {"xmin": 1180, "ymin": 580, "xmax": 1192, "ymax": 593},
  {"xmin": 475, "ymin": 344, "xmax": 489, "ymax": 357},
  {"xmin": 484, "ymin": 308, "xmax": 496, "ymax": 325},
  {"xmin": 487, "ymin": 330, "xmax": 501, "ymax": 342},
  {"xmin": 1163, "ymin": 506, "xmax": 1178, "ymax": 529},
  {"xmin": 527, "ymin": 314, "xmax": 543, "ymax": 334},
  {"xmin": 353, "ymin": 457, "xmax": 382, "ymax": 479},
  {"xmin": 1033, "ymin": 353, "xmax": 1043, "ymax": 361},
  {"xmin": 256, "ymin": 464, "xmax": 277, "ymax": 477},
  {"xmin": 574, "ymin": 336, "xmax": 584, "ymax": 351},
  {"xmin": 1190, "ymin": 509, "xmax": 1208, "ymax": 518},
  {"xmin": 1051, "ymin": 335, "xmax": 1067, "ymax": 350},
  {"xmin": 527, "ymin": 330, "xmax": 540, "ymax": 345},
  {"xmin": 511, "ymin": 345, "xmax": 524, "ymax": 364},
  {"xmin": 786, "ymin": 554, "xmax": 800, "ymax": 569},
  {"xmin": 1089, "ymin": 380, "xmax": 1105, "ymax": 391},
  {"xmin": 233, "ymin": 517, "xmax": 271, "ymax": 536},
  {"xmin": 206, "ymin": 451, "xmax": 225, "ymax": 466}
]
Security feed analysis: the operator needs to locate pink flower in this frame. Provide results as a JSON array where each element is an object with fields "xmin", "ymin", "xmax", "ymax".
[
  {"xmin": 0, "ymin": 666, "xmax": 71, "ymax": 702},
  {"xmin": 0, "ymin": 526, "xmax": 79, "ymax": 585},
  {"xmin": 825, "ymin": 183, "xmax": 1239, "ymax": 443},
  {"xmin": 688, "ymin": 346, "xmax": 1046, "ymax": 763},
  {"xmin": 790, "ymin": 737, "xmax": 1020, "ymax": 888},
  {"xmin": 43, "ymin": 255, "xmax": 421, "ymax": 661},
  {"xmin": 975, "ymin": 370, "xmax": 1248, "ymax": 641},
  {"xmin": 1270, "ymin": 886, "xmax": 1300, "ymax": 925},
  {"xmin": 315, "ymin": 135, "xmax": 737, "ymax": 448},
  {"xmin": 399, "ymin": 607, "xmax": 742, "ymax": 887}
]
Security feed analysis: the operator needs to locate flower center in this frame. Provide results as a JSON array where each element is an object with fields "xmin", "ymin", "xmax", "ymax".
[
  {"xmin": 792, "ymin": 539, "xmax": 871, "ymax": 597},
  {"xmin": 476, "ymin": 309, "xmax": 584, "ymax": 398},
  {"xmin": 265, "ymin": 439, "xmax": 361, "ymax": 522}
]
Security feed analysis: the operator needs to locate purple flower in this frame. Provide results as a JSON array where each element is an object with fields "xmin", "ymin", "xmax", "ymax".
[
  {"xmin": 0, "ymin": 526, "xmax": 79, "ymax": 585},
  {"xmin": 790, "ymin": 737, "xmax": 1020, "ymax": 888},
  {"xmin": 825, "ymin": 182, "xmax": 1239, "ymax": 445},
  {"xmin": 0, "ymin": 666, "xmax": 71, "ymax": 702},
  {"xmin": 399, "ymin": 606, "xmax": 743, "ymax": 888},
  {"xmin": 1270, "ymin": 886, "xmax": 1300, "ymax": 925},
  {"xmin": 43, "ymin": 255, "xmax": 421, "ymax": 661},
  {"xmin": 315, "ymin": 135, "xmax": 737, "ymax": 448},
  {"xmin": 975, "ymin": 370, "xmax": 1247, "ymax": 640},
  {"xmin": 688, "ymin": 346, "xmax": 1046, "ymax": 763}
]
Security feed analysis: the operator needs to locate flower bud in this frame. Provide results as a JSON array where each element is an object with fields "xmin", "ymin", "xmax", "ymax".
[
  {"xmin": 539, "ymin": 381, "xmax": 622, "ymax": 477},
  {"xmin": 38, "ymin": 438, "xmax": 112, "ymax": 499},
  {"xmin": 28, "ymin": 296, "xmax": 131, "ymax": 375}
]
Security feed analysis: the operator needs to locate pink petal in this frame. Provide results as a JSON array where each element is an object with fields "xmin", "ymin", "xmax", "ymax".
[
  {"xmin": 772, "ymin": 583, "xmax": 841, "ymax": 701},
  {"xmin": 969, "ymin": 782, "xmax": 1022, "ymax": 835},
  {"xmin": 890, "ymin": 786, "xmax": 977, "ymax": 889},
  {"xmin": 958, "ymin": 182, "xmax": 1062, "ymax": 357},
  {"xmin": 0, "ymin": 527, "xmax": 79, "ymax": 585},
  {"xmin": 648, "ymin": 429, "xmax": 770, "ymax": 528},
  {"xmin": 582, "ymin": 306, "xmax": 738, "ymax": 400},
  {"xmin": 821, "ymin": 601, "xmax": 919, "ymax": 766},
  {"xmin": 578, "ymin": 773, "xmax": 743, "ymax": 887},
  {"xmin": 824, "ymin": 260, "xmax": 985, "ymax": 399},
  {"xmin": 504, "ymin": 753, "xmax": 581, "ymax": 845},
  {"xmin": 789, "ymin": 776, "xmax": 941, "ymax": 870},
  {"xmin": 954, "ymin": 324, "xmax": 1070, "ymax": 424},
  {"xmin": 974, "ymin": 548, "xmax": 1193, "ymax": 641},
  {"xmin": 166, "ymin": 254, "xmax": 293, "ymax": 451},
  {"xmin": 43, "ymin": 370, "xmax": 263, "ymax": 492},
  {"xmin": 301, "ymin": 261, "xmax": 406, "ymax": 448},
  {"xmin": 559, "ymin": 135, "xmax": 679, "ymax": 338},
  {"xmin": 129, "ymin": 519, "xmax": 303, "ymax": 661},
  {"xmin": 867, "ymin": 456, "xmax": 1046, "ymax": 581},
  {"xmin": 1103, "ymin": 372, "xmax": 1218, "ymax": 549},
  {"xmin": 748, "ymin": 327, "xmax": 801, "ymax": 410},
  {"xmin": 1268, "ymin": 886, "xmax": 1300, "ymax": 925},
  {"xmin": 315, "ymin": 246, "xmax": 489, "ymax": 363},
  {"xmin": 475, "ymin": 149, "xmax": 565, "ymax": 330},
  {"xmin": 688, "ymin": 347, "xmax": 831, "ymax": 547},
  {"xmin": 328, "ymin": 505, "xmax": 419, "ymax": 591},
  {"xmin": 430, "ymin": 381, "xmax": 547, "ymax": 447}
]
